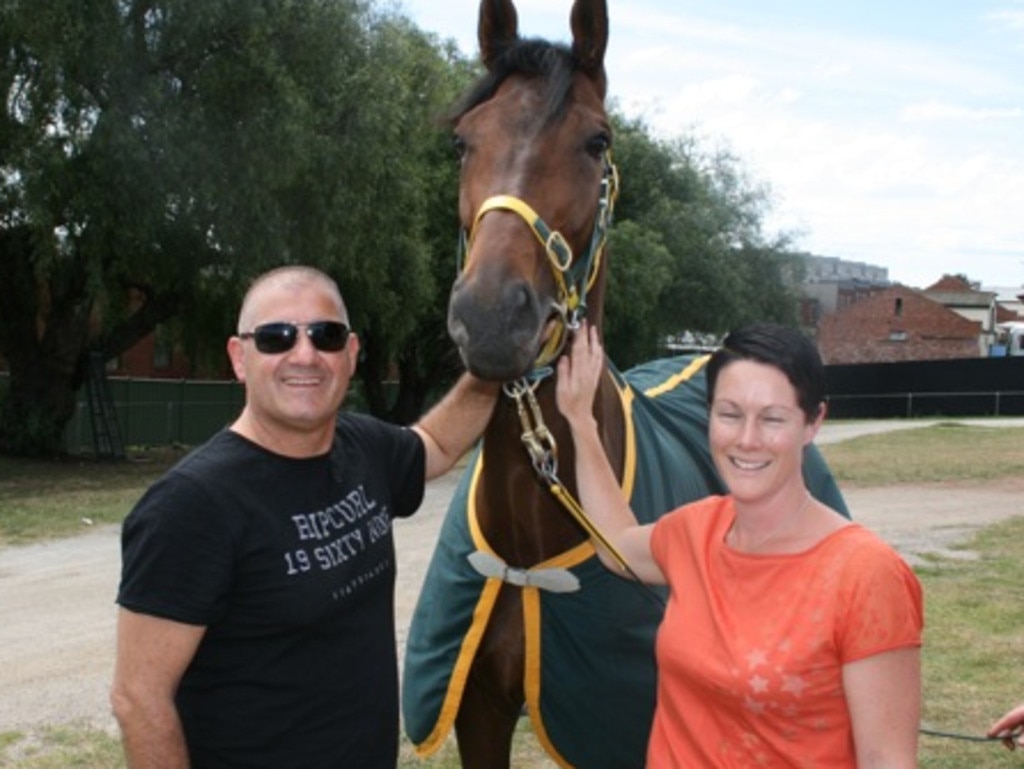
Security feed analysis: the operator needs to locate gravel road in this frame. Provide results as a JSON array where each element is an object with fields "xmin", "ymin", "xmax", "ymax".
[{"xmin": 2, "ymin": 419, "xmax": 1022, "ymax": 735}]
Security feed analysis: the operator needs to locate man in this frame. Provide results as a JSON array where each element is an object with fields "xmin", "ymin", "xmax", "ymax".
[{"xmin": 111, "ymin": 265, "xmax": 499, "ymax": 768}]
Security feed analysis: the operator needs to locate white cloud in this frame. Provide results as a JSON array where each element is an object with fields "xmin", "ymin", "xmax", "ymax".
[
  {"xmin": 901, "ymin": 101, "xmax": 1024, "ymax": 122},
  {"xmin": 397, "ymin": 0, "xmax": 1024, "ymax": 288},
  {"xmin": 987, "ymin": 8, "xmax": 1024, "ymax": 32}
]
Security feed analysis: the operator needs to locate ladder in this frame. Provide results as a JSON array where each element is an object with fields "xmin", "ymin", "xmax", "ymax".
[{"xmin": 86, "ymin": 351, "xmax": 125, "ymax": 460}]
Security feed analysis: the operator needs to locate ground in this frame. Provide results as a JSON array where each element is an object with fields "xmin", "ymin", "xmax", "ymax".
[{"xmin": 1, "ymin": 420, "xmax": 1022, "ymax": 734}]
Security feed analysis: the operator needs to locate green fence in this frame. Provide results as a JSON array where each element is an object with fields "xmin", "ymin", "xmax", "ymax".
[
  {"xmin": 65, "ymin": 377, "xmax": 246, "ymax": 454},
  {"xmin": 2, "ymin": 373, "xmax": 383, "ymax": 456}
]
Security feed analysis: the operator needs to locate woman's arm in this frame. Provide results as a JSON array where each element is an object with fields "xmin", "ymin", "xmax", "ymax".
[
  {"xmin": 843, "ymin": 646, "xmax": 921, "ymax": 768},
  {"xmin": 556, "ymin": 322, "xmax": 664, "ymax": 583}
]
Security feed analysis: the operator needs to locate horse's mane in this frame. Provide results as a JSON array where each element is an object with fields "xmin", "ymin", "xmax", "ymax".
[{"xmin": 448, "ymin": 39, "xmax": 578, "ymax": 128}]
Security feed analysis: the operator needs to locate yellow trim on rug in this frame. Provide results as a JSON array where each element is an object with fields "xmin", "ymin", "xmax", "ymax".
[
  {"xmin": 417, "ymin": 360, "xmax": 692, "ymax": 762},
  {"xmin": 523, "ymin": 586, "xmax": 575, "ymax": 768},
  {"xmin": 617, "ymin": 376, "xmax": 637, "ymax": 501},
  {"xmin": 521, "ymin": 373, "xmax": 641, "ymax": 768},
  {"xmin": 642, "ymin": 354, "xmax": 708, "ymax": 398},
  {"xmin": 414, "ymin": 457, "xmax": 498, "ymax": 757}
]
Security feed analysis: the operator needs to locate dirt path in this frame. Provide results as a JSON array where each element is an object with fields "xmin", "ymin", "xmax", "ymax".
[{"xmin": 2, "ymin": 423, "xmax": 1023, "ymax": 734}]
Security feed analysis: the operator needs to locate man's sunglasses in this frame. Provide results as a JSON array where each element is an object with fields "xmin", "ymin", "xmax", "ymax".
[{"xmin": 239, "ymin": 321, "xmax": 351, "ymax": 355}]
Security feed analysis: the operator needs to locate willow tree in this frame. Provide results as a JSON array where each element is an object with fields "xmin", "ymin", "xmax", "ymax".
[
  {"xmin": 603, "ymin": 115, "xmax": 802, "ymax": 368},
  {"xmin": 0, "ymin": 0, "xmax": 452, "ymax": 455}
]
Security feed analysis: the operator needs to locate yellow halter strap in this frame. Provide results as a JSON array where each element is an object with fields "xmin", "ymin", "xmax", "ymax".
[{"xmin": 461, "ymin": 153, "xmax": 619, "ymax": 372}]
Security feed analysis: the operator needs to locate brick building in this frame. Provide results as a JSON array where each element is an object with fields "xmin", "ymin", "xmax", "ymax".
[
  {"xmin": 797, "ymin": 254, "xmax": 890, "ymax": 328},
  {"xmin": 921, "ymin": 274, "xmax": 999, "ymax": 335},
  {"xmin": 817, "ymin": 285, "xmax": 981, "ymax": 364}
]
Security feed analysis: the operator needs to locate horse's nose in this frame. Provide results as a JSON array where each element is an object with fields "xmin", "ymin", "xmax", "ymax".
[{"xmin": 448, "ymin": 276, "xmax": 543, "ymax": 380}]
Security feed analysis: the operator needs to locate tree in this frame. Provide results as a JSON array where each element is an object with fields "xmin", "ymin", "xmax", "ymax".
[
  {"xmin": 350, "ymin": 22, "xmax": 476, "ymax": 424},
  {"xmin": 0, "ymin": 0, "xmax": 452, "ymax": 455},
  {"xmin": 602, "ymin": 115, "xmax": 802, "ymax": 368}
]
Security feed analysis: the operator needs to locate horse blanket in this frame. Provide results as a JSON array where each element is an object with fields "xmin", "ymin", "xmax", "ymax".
[{"xmin": 402, "ymin": 354, "xmax": 847, "ymax": 768}]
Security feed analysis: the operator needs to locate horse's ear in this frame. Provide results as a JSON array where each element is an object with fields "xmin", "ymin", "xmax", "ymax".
[
  {"xmin": 478, "ymin": 0, "xmax": 519, "ymax": 71},
  {"xmin": 570, "ymin": 0, "xmax": 609, "ymax": 96}
]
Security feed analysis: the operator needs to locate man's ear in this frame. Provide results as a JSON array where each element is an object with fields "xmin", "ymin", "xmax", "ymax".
[
  {"xmin": 346, "ymin": 333, "xmax": 360, "ymax": 372},
  {"xmin": 227, "ymin": 337, "xmax": 247, "ymax": 383}
]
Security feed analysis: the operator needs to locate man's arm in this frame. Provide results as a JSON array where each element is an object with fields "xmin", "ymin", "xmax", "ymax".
[
  {"xmin": 110, "ymin": 608, "xmax": 206, "ymax": 768},
  {"xmin": 413, "ymin": 373, "xmax": 500, "ymax": 480}
]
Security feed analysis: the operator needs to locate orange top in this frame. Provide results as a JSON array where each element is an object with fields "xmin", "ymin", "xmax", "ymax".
[{"xmin": 648, "ymin": 495, "xmax": 923, "ymax": 768}]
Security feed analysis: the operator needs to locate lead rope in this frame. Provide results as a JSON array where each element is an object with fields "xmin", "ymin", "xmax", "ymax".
[
  {"xmin": 919, "ymin": 725, "xmax": 1023, "ymax": 745},
  {"xmin": 502, "ymin": 377, "xmax": 666, "ymax": 609}
]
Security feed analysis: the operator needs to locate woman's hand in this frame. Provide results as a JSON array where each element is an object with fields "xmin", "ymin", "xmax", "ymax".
[{"xmin": 556, "ymin": 321, "xmax": 605, "ymax": 429}]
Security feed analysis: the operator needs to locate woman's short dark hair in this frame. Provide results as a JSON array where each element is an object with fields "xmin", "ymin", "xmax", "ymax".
[{"xmin": 705, "ymin": 323, "xmax": 826, "ymax": 422}]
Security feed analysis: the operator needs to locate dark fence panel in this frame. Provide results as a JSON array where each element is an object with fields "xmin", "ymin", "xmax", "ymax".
[
  {"xmin": 3, "ymin": 357, "xmax": 1021, "ymax": 454},
  {"xmin": 825, "ymin": 357, "xmax": 1024, "ymax": 419},
  {"xmin": 64, "ymin": 378, "xmax": 245, "ymax": 454},
  {"xmin": 0, "ymin": 372, "xmax": 388, "ymax": 455}
]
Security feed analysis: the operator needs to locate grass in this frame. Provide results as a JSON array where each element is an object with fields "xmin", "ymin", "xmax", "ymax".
[
  {"xmin": 0, "ymin": 724, "xmax": 123, "ymax": 768},
  {"xmin": 398, "ymin": 723, "xmax": 557, "ymax": 768},
  {"xmin": 818, "ymin": 422, "xmax": 1024, "ymax": 486},
  {"xmin": 915, "ymin": 516, "xmax": 1024, "ymax": 768},
  {"xmin": 0, "ymin": 722, "xmax": 552, "ymax": 769},
  {"xmin": 2, "ymin": 422, "xmax": 1024, "ymax": 767},
  {"xmin": 0, "ymin": 447, "xmax": 189, "ymax": 547}
]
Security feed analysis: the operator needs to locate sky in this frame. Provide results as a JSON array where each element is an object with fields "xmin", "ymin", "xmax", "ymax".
[{"xmin": 392, "ymin": 0, "xmax": 1024, "ymax": 291}]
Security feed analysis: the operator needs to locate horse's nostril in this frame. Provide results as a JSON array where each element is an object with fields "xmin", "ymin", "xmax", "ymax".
[
  {"xmin": 506, "ymin": 282, "xmax": 538, "ymax": 333},
  {"xmin": 511, "ymin": 283, "xmax": 530, "ymax": 310}
]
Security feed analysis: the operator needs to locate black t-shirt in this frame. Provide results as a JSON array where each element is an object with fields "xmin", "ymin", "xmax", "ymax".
[{"xmin": 117, "ymin": 414, "xmax": 425, "ymax": 768}]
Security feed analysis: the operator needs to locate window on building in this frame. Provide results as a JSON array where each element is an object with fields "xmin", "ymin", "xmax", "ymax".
[
  {"xmin": 894, "ymin": 297, "xmax": 903, "ymax": 318},
  {"xmin": 888, "ymin": 330, "xmax": 907, "ymax": 342}
]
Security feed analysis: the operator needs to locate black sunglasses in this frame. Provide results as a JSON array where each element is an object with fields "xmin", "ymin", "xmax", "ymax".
[{"xmin": 239, "ymin": 321, "xmax": 351, "ymax": 354}]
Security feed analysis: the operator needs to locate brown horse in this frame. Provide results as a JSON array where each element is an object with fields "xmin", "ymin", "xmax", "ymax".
[{"xmin": 403, "ymin": 2, "xmax": 847, "ymax": 767}]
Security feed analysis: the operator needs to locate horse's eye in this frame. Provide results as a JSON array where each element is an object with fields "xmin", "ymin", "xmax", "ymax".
[
  {"xmin": 585, "ymin": 133, "xmax": 611, "ymax": 159},
  {"xmin": 452, "ymin": 134, "xmax": 468, "ymax": 160}
]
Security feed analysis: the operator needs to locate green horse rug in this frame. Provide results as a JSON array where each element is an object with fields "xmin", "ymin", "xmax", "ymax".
[{"xmin": 403, "ymin": 354, "xmax": 847, "ymax": 768}]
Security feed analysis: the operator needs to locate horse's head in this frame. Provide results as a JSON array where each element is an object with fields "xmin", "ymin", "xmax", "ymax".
[{"xmin": 447, "ymin": 0, "xmax": 617, "ymax": 382}]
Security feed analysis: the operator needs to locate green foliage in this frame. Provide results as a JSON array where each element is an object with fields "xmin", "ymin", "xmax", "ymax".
[
  {"xmin": 0, "ymin": 401, "xmax": 62, "ymax": 457},
  {"xmin": 603, "ymin": 115, "xmax": 802, "ymax": 366},
  {"xmin": 0, "ymin": 0, "xmax": 469, "ymax": 451},
  {"xmin": 1, "ymin": 0, "xmax": 809, "ymax": 452}
]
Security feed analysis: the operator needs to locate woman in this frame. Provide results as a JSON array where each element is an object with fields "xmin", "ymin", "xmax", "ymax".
[{"xmin": 556, "ymin": 321, "xmax": 923, "ymax": 768}]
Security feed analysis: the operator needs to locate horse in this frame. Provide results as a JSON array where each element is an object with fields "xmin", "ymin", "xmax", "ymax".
[{"xmin": 402, "ymin": 2, "xmax": 848, "ymax": 766}]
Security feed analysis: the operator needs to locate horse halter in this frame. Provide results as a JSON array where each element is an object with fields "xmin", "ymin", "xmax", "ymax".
[
  {"xmin": 459, "ymin": 152, "xmax": 620, "ymax": 374},
  {"xmin": 456, "ymin": 152, "xmax": 644, "ymax": 579}
]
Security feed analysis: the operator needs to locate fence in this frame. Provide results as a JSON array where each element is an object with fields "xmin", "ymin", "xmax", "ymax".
[
  {"xmin": 0, "ymin": 371, "xmax": 381, "ymax": 456},
  {"xmin": 63, "ymin": 377, "xmax": 246, "ymax": 454},
  {"xmin": 3, "ymin": 355, "xmax": 1023, "ymax": 455},
  {"xmin": 826, "ymin": 390, "xmax": 1024, "ymax": 419},
  {"xmin": 825, "ymin": 355, "xmax": 1024, "ymax": 419}
]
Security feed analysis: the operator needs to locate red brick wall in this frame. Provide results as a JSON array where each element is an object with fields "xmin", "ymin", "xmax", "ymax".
[
  {"xmin": 818, "ymin": 286, "xmax": 981, "ymax": 364},
  {"xmin": 111, "ymin": 333, "xmax": 194, "ymax": 379}
]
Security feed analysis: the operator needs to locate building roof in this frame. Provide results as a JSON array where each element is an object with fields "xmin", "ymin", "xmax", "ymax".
[{"xmin": 922, "ymin": 274, "xmax": 995, "ymax": 309}]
